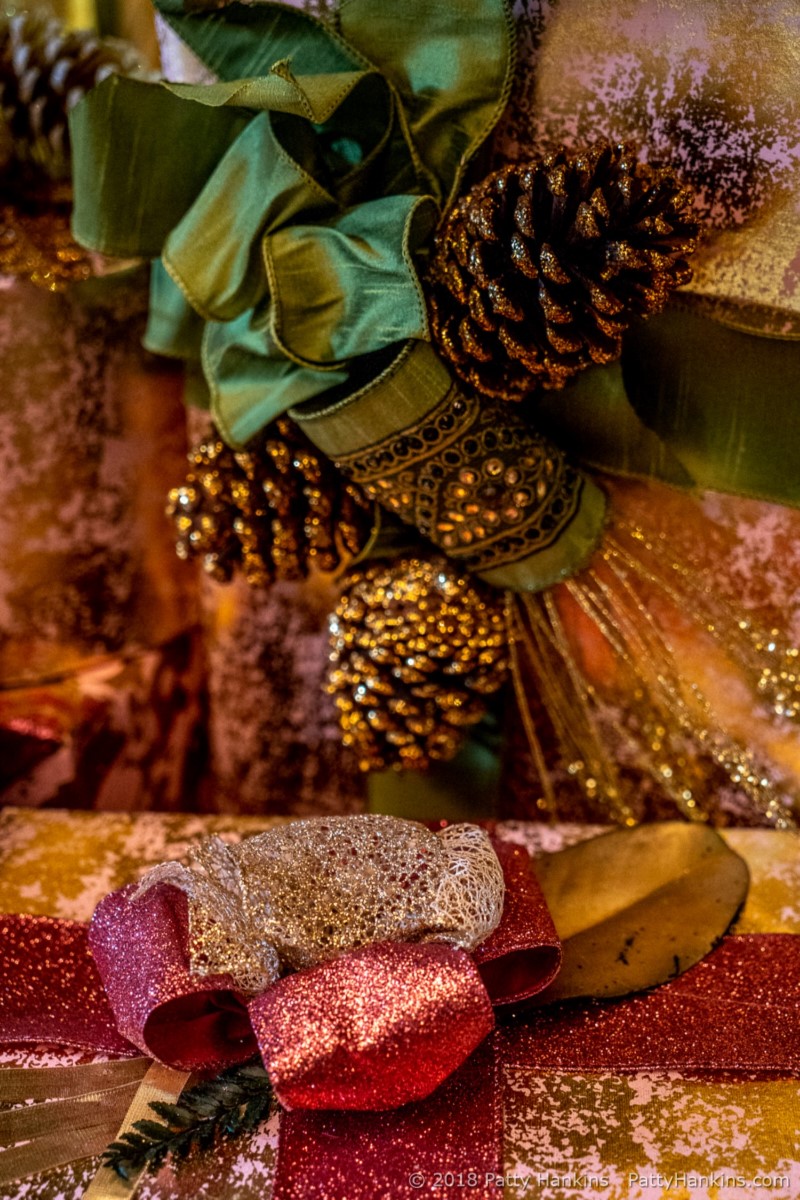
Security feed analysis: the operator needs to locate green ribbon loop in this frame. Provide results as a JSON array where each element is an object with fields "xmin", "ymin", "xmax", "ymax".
[
  {"xmin": 203, "ymin": 305, "xmax": 350, "ymax": 447},
  {"xmin": 336, "ymin": 0, "xmax": 517, "ymax": 206},
  {"xmin": 162, "ymin": 109, "xmax": 335, "ymax": 324},
  {"xmin": 267, "ymin": 194, "xmax": 438, "ymax": 368},
  {"xmin": 155, "ymin": 1, "xmax": 367, "ymax": 82},
  {"xmin": 70, "ymin": 75, "xmax": 251, "ymax": 259}
]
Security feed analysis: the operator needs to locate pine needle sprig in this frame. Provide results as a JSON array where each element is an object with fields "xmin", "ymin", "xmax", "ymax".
[{"xmin": 102, "ymin": 1060, "xmax": 277, "ymax": 1180}]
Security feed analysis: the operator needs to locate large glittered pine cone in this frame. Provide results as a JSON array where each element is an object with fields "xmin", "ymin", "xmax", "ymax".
[
  {"xmin": 0, "ymin": 7, "xmax": 139, "ymax": 188},
  {"xmin": 427, "ymin": 141, "xmax": 700, "ymax": 401},
  {"xmin": 167, "ymin": 417, "xmax": 374, "ymax": 585},
  {"xmin": 327, "ymin": 557, "xmax": 509, "ymax": 772}
]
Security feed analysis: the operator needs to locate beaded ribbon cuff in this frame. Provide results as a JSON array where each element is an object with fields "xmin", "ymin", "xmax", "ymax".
[{"xmin": 293, "ymin": 342, "xmax": 606, "ymax": 592}]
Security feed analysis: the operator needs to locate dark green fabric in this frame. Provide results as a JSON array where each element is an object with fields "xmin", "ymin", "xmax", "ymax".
[
  {"xmin": 623, "ymin": 309, "xmax": 800, "ymax": 506},
  {"xmin": 267, "ymin": 194, "xmax": 438, "ymax": 367},
  {"xmin": 70, "ymin": 76, "xmax": 251, "ymax": 259},
  {"xmin": 538, "ymin": 308, "xmax": 800, "ymax": 508}
]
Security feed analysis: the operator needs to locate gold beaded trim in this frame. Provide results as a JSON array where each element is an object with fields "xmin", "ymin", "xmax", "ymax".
[{"xmin": 332, "ymin": 381, "xmax": 586, "ymax": 575}]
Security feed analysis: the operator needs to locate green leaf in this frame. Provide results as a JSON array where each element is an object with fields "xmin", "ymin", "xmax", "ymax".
[
  {"xmin": 150, "ymin": 1101, "xmax": 194, "ymax": 1127},
  {"xmin": 533, "ymin": 822, "xmax": 750, "ymax": 1002}
]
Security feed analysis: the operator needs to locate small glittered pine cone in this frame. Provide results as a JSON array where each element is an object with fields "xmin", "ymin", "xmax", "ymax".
[
  {"xmin": 327, "ymin": 556, "xmax": 509, "ymax": 772},
  {"xmin": 427, "ymin": 142, "xmax": 700, "ymax": 401},
  {"xmin": 1, "ymin": 9, "xmax": 141, "ymax": 191},
  {"xmin": 166, "ymin": 417, "xmax": 373, "ymax": 585}
]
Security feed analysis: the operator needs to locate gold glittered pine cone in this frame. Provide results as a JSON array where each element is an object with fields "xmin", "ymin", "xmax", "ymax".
[
  {"xmin": 427, "ymin": 142, "xmax": 700, "ymax": 401},
  {"xmin": 327, "ymin": 556, "xmax": 509, "ymax": 772},
  {"xmin": 0, "ymin": 8, "xmax": 139, "ymax": 188},
  {"xmin": 167, "ymin": 417, "xmax": 374, "ymax": 585}
]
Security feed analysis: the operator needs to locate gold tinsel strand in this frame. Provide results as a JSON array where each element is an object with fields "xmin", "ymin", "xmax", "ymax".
[
  {"xmin": 166, "ymin": 418, "xmax": 374, "ymax": 585},
  {"xmin": 508, "ymin": 521, "xmax": 800, "ymax": 829},
  {"xmin": 326, "ymin": 556, "xmax": 509, "ymax": 772},
  {"xmin": 427, "ymin": 141, "xmax": 700, "ymax": 401}
]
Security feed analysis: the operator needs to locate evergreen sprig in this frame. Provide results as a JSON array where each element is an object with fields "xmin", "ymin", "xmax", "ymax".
[{"xmin": 102, "ymin": 1060, "xmax": 277, "ymax": 1180}]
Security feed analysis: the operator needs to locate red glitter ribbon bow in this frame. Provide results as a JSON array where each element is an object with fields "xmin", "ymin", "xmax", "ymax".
[
  {"xmin": 3, "ymin": 845, "xmax": 800, "ymax": 1200},
  {"xmin": 0, "ymin": 839, "xmax": 560, "ymax": 1112}
]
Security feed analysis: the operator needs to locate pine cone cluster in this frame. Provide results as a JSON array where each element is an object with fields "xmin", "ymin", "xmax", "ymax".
[
  {"xmin": 327, "ymin": 557, "xmax": 509, "ymax": 771},
  {"xmin": 167, "ymin": 418, "xmax": 373, "ymax": 585},
  {"xmin": 427, "ymin": 142, "xmax": 700, "ymax": 401},
  {"xmin": 1, "ymin": 8, "xmax": 139, "ymax": 191}
]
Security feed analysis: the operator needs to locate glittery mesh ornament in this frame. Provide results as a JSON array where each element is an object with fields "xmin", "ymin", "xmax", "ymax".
[
  {"xmin": 326, "ymin": 557, "xmax": 509, "ymax": 771},
  {"xmin": 132, "ymin": 837, "xmax": 281, "ymax": 996},
  {"xmin": 166, "ymin": 418, "xmax": 373, "ymax": 584},
  {"xmin": 427, "ymin": 142, "xmax": 700, "ymax": 400},
  {"xmin": 134, "ymin": 816, "xmax": 505, "ymax": 994}
]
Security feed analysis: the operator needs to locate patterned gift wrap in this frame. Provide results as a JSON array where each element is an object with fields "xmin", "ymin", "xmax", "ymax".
[
  {"xmin": 0, "ymin": 264, "xmax": 207, "ymax": 812},
  {"xmin": 0, "ymin": 809, "xmax": 798, "ymax": 1199}
]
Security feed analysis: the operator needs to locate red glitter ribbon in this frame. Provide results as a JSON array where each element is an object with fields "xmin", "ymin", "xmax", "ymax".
[
  {"xmin": 2, "ymin": 893, "xmax": 800, "ymax": 1198},
  {"xmin": 274, "ymin": 934, "xmax": 800, "ymax": 1199},
  {"xmin": 250, "ymin": 941, "xmax": 495, "ymax": 1111},
  {"xmin": 89, "ymin": 883, "xmax": 258, "ymax": 1071},
  {"xmin": 502, "ymin": 932, "xmax": 800, "ymax": 1075},
  {"xmin": 274, "ymin": 1035, "xmax": 504, "ymax": 1200},
  {"xmin": 0, "ymin": 839, "xmax": 561, "ymax": 1100},
  {"xmin": 0, "ymin": 912, "xmax": 134, "ymax": 1057},
  {"xmin": 474, "ymin": 839, "xmax": 561, "ymax": 1004}
]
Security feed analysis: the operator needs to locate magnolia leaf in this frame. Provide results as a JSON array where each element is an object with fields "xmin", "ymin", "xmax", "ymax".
[{"xmin": 532, "ymin": 822, "xmax": 749, "ymax": 1003}]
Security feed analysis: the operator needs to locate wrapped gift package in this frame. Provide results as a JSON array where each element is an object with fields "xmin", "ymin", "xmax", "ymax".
[{"xmin": 0, "ymin": 807, "xmax": 799, "ymax": 1199}]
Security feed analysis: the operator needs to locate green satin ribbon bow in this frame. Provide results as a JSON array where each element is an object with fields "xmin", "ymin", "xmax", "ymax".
[
  {"xmin": 70, "ymin": 0, "xmax": 800, "ymax": 541},
  {"xmin": 70, "ymin": 0, "xmax": 514, "ymax": 447}
]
